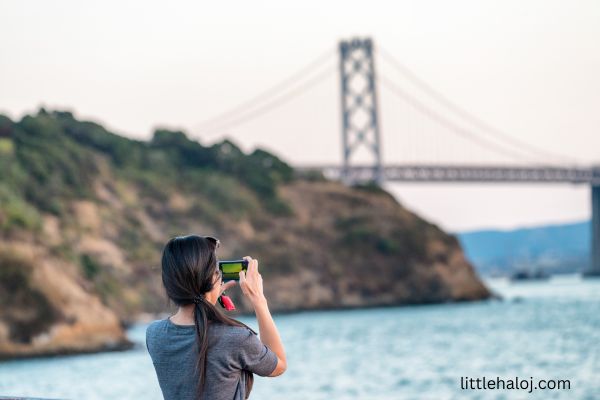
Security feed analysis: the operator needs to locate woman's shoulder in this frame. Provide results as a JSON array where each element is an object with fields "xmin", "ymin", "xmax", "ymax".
[
  {"xmin": 210, "ymin": 323, "xmax": 257, "ymax": 342},
  {"xmin": 145, "ymin": 319, "xmax": 171, "ymax": 353},
  {"xmin": 146, "ymin": 318, "xmax": 168, "ymax": 337}
]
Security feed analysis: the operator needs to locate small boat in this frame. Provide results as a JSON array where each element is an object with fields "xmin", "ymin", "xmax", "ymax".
[{"xmin": 510, "ymin": 269, "xmax": 550, "ymax": 282}]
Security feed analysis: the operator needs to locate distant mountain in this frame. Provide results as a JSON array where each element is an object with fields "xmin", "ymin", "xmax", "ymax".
[{"xmin": 454, "ymin": 221, "xmax": 590, "ymax": 276}]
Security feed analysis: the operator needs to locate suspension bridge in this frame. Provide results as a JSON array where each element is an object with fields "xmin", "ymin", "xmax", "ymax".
[{"xmin": 192, "ymin": 38, "xmax": 600, "ymax": 276}]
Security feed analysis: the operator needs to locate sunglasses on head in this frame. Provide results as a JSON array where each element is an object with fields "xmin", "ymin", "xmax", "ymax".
[
  {"xmin": 174, "ymin": 235, "xmax": 220, "ymax": 248},
  {"xmin": 204, "ymin": 236, "xmax": 220, "ymax": 249}
]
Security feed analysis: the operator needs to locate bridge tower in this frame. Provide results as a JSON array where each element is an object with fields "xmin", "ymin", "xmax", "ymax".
[{"xmin": 338, "ymin": 38, "xmax": 383, "ymax": 184}]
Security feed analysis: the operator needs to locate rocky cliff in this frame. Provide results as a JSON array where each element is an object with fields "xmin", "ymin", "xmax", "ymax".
[{"xmin": 0, "ymin": 108, "xmax": 489, "ymax": 359}]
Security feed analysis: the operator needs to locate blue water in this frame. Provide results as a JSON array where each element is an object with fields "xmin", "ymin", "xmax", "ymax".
[{"xmin": 0, "ymin": 276, "xmax": 599, "ymax": 399}]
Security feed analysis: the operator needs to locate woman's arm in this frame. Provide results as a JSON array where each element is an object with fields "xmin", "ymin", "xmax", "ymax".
[
  {"xmin": 252, "ymin": 297, "xmax": 287, "ymax": 376},
  {"xmin": 239, "ymin": 256, "xmax": 287, "ymax": 377}
]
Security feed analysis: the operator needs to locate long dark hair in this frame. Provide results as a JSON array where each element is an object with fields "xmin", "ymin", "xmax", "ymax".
[{"xmin": 161, "ymin": 234, "xmax": 256, "ymax": 399}]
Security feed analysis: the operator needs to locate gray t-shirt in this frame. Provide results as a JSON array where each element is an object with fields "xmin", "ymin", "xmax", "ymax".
[{"xmin": 146, "ymin": 317, "xmax": 278, "ymax": 400}]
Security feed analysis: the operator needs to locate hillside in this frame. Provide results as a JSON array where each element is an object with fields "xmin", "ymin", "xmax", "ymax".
[{"xmin": 0, "ymin": 108, "xmax": 490, "ymax": 359}]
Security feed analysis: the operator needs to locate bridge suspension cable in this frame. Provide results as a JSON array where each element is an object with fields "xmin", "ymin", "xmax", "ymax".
[
  {"xmin": 194, "ymin": 66, "xmax": 335, "ymax": 136},
  {"xmin": 377, "ymin": 45, "xmax": 578, "ymax": 165},
  {"xmin": 380, "ymin": 74, "xmax": 545, "ymax": 163},
  {"xmin": 192, "ymin": 47, "xmax": 335, "ymax": 136}
]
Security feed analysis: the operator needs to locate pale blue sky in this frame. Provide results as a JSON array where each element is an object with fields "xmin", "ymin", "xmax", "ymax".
[{"xmin": 1, "ymin": 0, "xmax": 599, "ymax": 231}]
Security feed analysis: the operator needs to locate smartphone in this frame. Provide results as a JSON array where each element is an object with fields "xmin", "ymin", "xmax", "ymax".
[{"xmin": 218, "ymin": 260, "xmax": 249, "ymax": 282}]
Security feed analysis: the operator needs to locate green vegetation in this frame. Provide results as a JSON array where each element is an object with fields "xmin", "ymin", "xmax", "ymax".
[
  {"xmin": 0, "ymin": 138, "xmax": 13, "ymax": 155},
  {"xmin": 352, "ymin": 181, "xmax": 398, "ymax": 202},
  {"xmin": 336, "ymin": 215, "xmax": 399, "ymax": 255},
  {"xmin": 0, "ymin": 120, "xmax": 43, "ymax": 231},
  {"xmin": 79, "ymin": 253, "xmax": 125, "ymax": 310},
  {"xmin": 0, "ymin": 108, "xmax": 295, "ymax": 230},
  {"xmin": 335, "ymin": 214, "xmax": 427, "ymax": 259},
  {"xmin": 0, "ymin": 184, "xmax": 42, "ymax": 232},
  {"xmin": 80, "ymin": 254, "xmax": 101, "ymax": 280}
]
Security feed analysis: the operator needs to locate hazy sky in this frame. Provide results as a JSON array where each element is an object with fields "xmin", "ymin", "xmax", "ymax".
[{"xmin": 2, "ymin": 0, "xmax": 599, "ymax": 232}]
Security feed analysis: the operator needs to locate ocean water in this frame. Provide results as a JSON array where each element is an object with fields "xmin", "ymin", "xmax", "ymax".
[{"xmin": 0, "ymin": 275, "xmax": 599, "ymax": 400}]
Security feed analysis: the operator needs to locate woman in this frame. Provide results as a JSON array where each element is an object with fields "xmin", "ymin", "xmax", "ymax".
[{"xmin": 146, "ymin": 235, "xmax": 287, "ymax": 400}]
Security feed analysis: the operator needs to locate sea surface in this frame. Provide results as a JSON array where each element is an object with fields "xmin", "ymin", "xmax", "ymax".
[{"xmin": 0, "ymin": 275, "xmax": 598, "ymax": 400}]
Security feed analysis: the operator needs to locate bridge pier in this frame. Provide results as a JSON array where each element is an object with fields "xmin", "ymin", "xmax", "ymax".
[{"xmin": 587, "ymin": 184, "xmax": 600, "ymax": 276}]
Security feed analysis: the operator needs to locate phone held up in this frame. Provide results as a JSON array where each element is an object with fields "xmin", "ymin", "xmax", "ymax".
[
  {"xmin": 217, "ymin": 259, "xmax": 249, "ymax": 311},
  {"xmin": 218, "ymin": 259, "xmax": 249, "ymax": 282}
]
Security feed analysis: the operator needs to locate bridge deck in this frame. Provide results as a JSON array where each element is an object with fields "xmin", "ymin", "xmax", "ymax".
[
  {"xmin": 296, "ymin": 164, "xmax": 600, "ymax": 185},
  {"xmin": 0, "ymin": 397, "xmax": 64, "ymax": 400}
]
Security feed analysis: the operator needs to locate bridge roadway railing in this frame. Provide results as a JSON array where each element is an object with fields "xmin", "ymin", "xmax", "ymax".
[
  {"xmin": 0, "ymin": 397, "xmax": 64, "ymax": 400},
  {"xmin": 296, "ymin": 164, "xmax": 600, "ymax": 185}
]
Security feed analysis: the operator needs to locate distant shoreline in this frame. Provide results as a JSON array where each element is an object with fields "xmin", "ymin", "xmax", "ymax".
[{"xmin": 129, "ymin": 295, "xmax": 501, "ymax": 326}]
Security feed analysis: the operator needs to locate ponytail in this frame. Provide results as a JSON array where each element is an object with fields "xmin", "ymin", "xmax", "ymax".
[{"xmin": 193, "ymin": 297, "xmax": 210, "ymax": 397}]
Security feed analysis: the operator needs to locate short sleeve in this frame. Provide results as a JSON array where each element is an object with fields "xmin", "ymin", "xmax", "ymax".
[
  {"xmin": 237, "ymin": 330, "xmax": 278, "ymax": 376},
  {"xmin": 145, "ymin": 323, "xmax": 152, "ymax": 353}
]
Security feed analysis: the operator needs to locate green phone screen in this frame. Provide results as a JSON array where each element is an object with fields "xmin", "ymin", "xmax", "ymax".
[{"xmin": 219, "ymin": 261, "xmax": 247, "ymax": 281}]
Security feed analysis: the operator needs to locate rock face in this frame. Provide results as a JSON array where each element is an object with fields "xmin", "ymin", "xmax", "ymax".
[
  {"xmin": 231, "ymin": 181, "xmax": 490, "ymax": 312},
  {"xmin": 0, "ymin": 244, "xmax": 131, "ymax": 360},
  {"xmin": 0, "ymin": 109, "xmax": 490, "ymax": 359}
]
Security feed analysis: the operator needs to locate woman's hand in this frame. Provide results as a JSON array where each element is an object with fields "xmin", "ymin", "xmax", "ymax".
[
  {"xmin": 239, "ymin": 256, "xmax": 267, "ymax": 306},
  {"xmin": 220, "ymin": 279, "xmax": 237, "ymax": 296}
]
